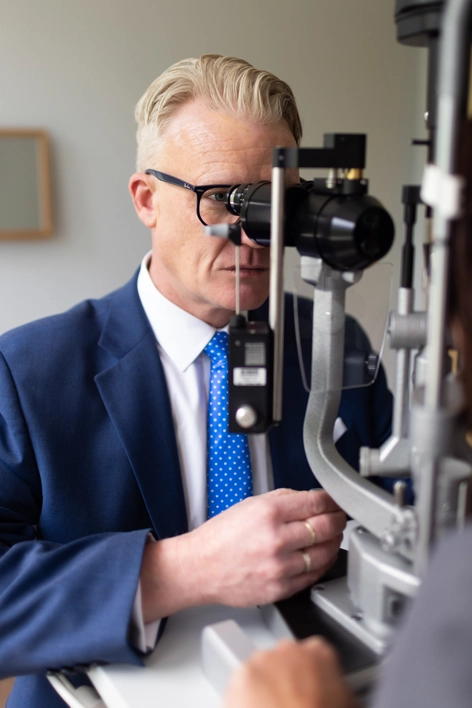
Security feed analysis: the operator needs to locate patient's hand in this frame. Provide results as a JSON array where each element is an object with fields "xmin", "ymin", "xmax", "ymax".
[{"xmin": 224, "ymin": 637, "xmax": 358, "ymax": 708}]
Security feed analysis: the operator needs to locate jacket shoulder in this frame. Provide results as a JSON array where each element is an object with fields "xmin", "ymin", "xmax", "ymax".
[
  {"xmin": 0, "ymin": 274, "xmax": 140, "ymax": 364},
  {"xmin": 0, "ymin": 292, "xmax": 112, "ymax": 362}
]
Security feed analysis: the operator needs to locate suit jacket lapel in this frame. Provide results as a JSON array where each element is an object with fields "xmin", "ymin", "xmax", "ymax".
[{"xmin": 95, "ymin": 275, "xmax": 188, "ymax": 539}]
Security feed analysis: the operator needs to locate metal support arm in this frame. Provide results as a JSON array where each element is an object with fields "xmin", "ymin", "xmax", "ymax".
[{"xmin": 301, "ymin": 258, "xmax": 415, "ymax": 559}]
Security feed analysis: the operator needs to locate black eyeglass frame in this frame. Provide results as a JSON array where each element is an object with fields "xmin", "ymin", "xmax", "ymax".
[{"xmin": 145, "ymin": 169, "xmax": 234, "ymax": 226}]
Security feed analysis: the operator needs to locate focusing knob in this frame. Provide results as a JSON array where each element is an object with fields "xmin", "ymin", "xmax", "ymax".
[{"xmin": 235, "ymin": 405, "xmax": 258, "ymax": 429}]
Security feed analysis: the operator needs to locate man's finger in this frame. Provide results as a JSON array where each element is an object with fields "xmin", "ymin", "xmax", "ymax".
[
  {"xmin": 280, "ymin": 535, "xmax": 342, "ymax": 580},
  {"xmin": 296, "ymin": 535, "xmax": 343, "ymax": 576},
  {"xmin": 278, "ymin": 510, "xmax": 346, "ymax": 552},
  {"xmin": 280, "ymin": 553, "xmax": 340, "ymax": 597},
  {"xmin": 270, "ymin": 488, "xmax": 342, "ymax": 523}
]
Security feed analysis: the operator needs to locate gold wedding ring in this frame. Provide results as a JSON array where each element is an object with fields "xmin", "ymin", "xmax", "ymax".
[
  {"xmin": 302, "ymin": 550, "xmax": 312, "ymax": 574},
  {"xmin": 304, "ymin": 520, "xmax": 316, "ymax": 546}
]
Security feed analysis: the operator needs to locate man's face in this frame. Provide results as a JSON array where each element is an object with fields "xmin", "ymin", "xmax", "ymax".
[{"xmin": 134, "ymin": 100, "xmax": 297, "ymax": 327}]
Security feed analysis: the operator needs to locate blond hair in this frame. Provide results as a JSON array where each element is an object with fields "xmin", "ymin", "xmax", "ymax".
[{"xmin": 134, "ymin": 54, "xmax": 302, "ymax": 171}]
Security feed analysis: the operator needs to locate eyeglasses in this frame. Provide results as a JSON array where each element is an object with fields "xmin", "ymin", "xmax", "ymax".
[{"xmin": 145, "ymin": 169, "xmax": 240, "ymax": 227}]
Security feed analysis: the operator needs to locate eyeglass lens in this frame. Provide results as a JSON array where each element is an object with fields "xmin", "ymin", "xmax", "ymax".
[{"xmin": 199, "ymin": 188, "xmax": 240, "ymax": 226}]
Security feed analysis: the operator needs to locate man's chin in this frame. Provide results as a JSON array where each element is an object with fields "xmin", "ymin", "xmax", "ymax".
[
  {"xmin": 238, "ymin": 290, "xmax": 269, "ymax": 314},
  {"xmin": 214, "ymin": 279, "xmax": 269, "ymax": 316}
]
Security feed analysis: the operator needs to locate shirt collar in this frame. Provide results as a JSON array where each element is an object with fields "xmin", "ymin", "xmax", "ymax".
[{"xmin": 137, "ymin": 252, "xmax": 227, "ymax": 372}]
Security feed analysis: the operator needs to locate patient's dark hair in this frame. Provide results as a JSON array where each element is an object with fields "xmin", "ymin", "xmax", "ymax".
[{"xmin": 449, "ymin": 120, "xmax": 472, "ymax": 415}]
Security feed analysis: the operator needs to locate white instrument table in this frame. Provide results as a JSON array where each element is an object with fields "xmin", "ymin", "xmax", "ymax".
[
  {"xmin": 86, "ymin": 524, "xmax": 357, "ymax": 708},
  {"xmin": 88, "ymin": 604, "xmax": 277, "ymax": 708}
]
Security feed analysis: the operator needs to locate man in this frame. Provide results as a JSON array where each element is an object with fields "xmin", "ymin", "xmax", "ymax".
[{"xmin": 0, "ymin": 55, "xmax": 392, "ymax": 707}]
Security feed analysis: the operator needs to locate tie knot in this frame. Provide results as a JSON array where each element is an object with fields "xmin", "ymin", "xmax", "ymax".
[{"xmin": 204, "ymin": 331, "xmax": 228, "ymax": 366}]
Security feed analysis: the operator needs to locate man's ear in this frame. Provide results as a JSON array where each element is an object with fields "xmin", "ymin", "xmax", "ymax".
[{"xmin": 129, "ymin": 173, "xmax": 158, "ymax": 228}]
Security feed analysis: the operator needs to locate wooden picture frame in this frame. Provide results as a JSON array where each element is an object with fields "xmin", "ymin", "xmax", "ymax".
[{"xmin": 0, "ymin": 129, "xmax": 53, "ymax": 240}]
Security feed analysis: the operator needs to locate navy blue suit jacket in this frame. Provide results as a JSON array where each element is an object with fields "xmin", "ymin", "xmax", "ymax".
[{"xmin": 0, "ymin": 272, "xmax": 392, "ymax": 707}]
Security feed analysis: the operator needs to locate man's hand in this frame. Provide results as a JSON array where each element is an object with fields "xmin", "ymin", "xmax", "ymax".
[
  {"xmin": 188, "ymin": 489, "xmax": 345, "ymax": 606},
  {"xmin": 224, "ymin": 637, "xmax": 358, "ymax": 708},
  {"xmin": 140, "ymin": 489, "xmax": 345, "ymax": 621}
]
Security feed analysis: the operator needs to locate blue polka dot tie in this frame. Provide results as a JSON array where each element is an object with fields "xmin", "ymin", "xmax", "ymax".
[{"xmin": 204, "ymin": 331, "xmax": 253, "ymax": 517}]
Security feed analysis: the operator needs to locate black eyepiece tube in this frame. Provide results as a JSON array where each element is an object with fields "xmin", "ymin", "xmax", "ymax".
[
  {"xmin": 225, "ymin": 181, "xmax": 394, "ymax": 271},
  {"xmin": 227, "ymin": 182, "xmax": 273, "ymax": 246}
]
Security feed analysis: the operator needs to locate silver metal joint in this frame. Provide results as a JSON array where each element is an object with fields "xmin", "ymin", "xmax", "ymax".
[
  {"xmin": 326, "ymin": 168, "xmax": 339, "ymax": 189},
  {"xmin": 380, "ymin": 508, "xmax": 417, "ymax": 555},
  {"xmin": 393, "ymin": 481, "xmax": 407, "ymax": 507},
  {"xmin": 388, "ymin": 311, "xmax": 427, "ymax": 350},
  {"xmin": 360, "ymin": 447, "xmax": 380, "ymax": 477},
  {"xmin": 235, "ymin": 405, "xmax": 258, "ymax": 429}
]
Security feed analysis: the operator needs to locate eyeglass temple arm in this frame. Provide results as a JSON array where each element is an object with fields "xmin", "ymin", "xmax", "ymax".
[{"xmin": 145, "ymin": 170, "xmax": 194, "ymax": 190}]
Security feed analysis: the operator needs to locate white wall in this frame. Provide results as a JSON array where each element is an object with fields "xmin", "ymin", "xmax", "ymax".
[{"xmin": 0, "ymin": 0, "xmax": 427, "ymax": 383}]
